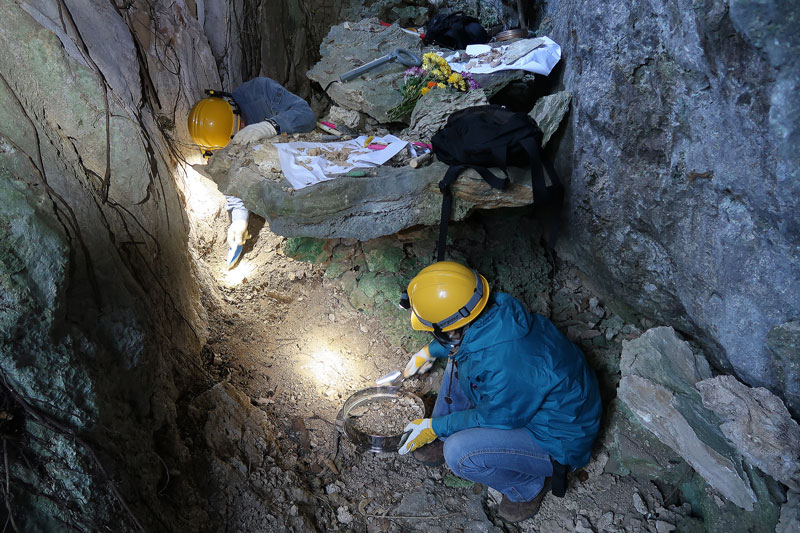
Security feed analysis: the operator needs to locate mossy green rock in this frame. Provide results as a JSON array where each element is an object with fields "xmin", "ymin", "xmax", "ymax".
[
  {"xmin": 604, "ymin": 400, "xmax": 687, "ymax": 485},
  {"xmin": 679, "ymin": 465, "xmax": 781, "ymax": 533},
  {"xmin": 283, "ymin": 237, "xmax": 329, "ymax": 264},
  {"xmin": 363, "ymin": 243, "xmax": 405, "ymax": 274}
]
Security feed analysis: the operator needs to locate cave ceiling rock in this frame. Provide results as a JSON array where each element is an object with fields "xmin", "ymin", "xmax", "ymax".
[
  {"xmin": 544, "ymin": 0, "xmax": 800, "ymax": 414},
  {"xmin": 618, "ymin": 327, "xmax": 757, "ymax": 511},
  {"xmin": 696, "ymin": 374, "xmax": 800, "ymax": 492},
  {"xmin": 197, "ymin": 136, "xmax": 537, "ymax": 240}
]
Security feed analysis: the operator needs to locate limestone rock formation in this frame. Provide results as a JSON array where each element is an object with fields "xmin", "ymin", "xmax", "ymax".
[
  {"xmin": 0, "ymin": 1, "xmax": 278, "ymax": 529},
  {"xmin": 696, "ymin": 375, "xmax": 800, "ymax": 490},
  {"xmin": 618, "ymin": 328, "xmax": 756, "ymax": 510},
  {"xmin": 777, "ymin": 490, "xmax": 800, "ymax": 533},
  {"xmin": 307, "ymin": 19, "xmax": 424, "ymax": 124},
  {"xmin": 198, "ymin": 137, "xmax": 539, "ymax": 240},
  {"xmin": 307, "ymin": 18, "xmax": 522, "ymax": 125},
  {"xmin": 767, "ymin": 320, "xmax": 800, "ymax": 415},
  {"xmin": 530, "ymin": 91, "xmax": 572, "ymax": 147},
  {"xmin": 544, "ymin": 0, "xmax": 800, "ymax": 415},
  {"xmin": 408, "ymin": 88, "xmax": 490, "ymax": 143}
]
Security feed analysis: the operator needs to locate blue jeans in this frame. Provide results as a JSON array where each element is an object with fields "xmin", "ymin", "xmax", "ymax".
[{"xmin": 433, "ymin": 359, "xmax": 553, "ymax": 502}]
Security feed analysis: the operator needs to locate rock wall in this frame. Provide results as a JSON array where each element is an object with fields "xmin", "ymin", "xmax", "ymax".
[
  {"xmin": 541, "ymin": 0, "xmax": 800, "ymax": 414},
  {"xmin": 0, "ymin": 0, "xmax": 223, "ymax": 529}
]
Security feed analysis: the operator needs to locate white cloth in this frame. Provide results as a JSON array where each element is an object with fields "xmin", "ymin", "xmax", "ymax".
[
  {"xmin": 231, "ymin": 121, "xmax": 277, "ymax": 144},
  {"xmin": 445, "ymin": 36, "xmax": 561, "ymax": 76},
  {"xmin": 274, "ymin": 135, "xmax": 408, "ymax": 190}
]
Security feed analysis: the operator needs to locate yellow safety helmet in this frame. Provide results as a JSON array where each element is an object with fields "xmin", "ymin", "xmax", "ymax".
[
  {"xmin": 404, "ymin": 261, "xmax": 490, "ymax": 332},
  {"xmin": 187, "ymin": 94, "xmax": 237, "ymax": 150}
]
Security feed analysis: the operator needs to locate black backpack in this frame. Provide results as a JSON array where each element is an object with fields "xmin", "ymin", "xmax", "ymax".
[
  {"xmin": 423, "ymin": 13, "xmax": 489, "ymax": 50},
  {"xmin": 431, "ymin": 104, "xmax": 563, "ymax": 260}
]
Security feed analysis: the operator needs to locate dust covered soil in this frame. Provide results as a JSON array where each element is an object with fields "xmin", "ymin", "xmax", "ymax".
[{"xmin": 194, "ymin": 214, "xmax": 694, "ymax": 532}]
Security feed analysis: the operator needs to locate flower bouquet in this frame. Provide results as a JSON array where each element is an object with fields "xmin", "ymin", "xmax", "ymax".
[{"xmin": 387, "ymin": 52, "xmax": 479, "ymax": 121}]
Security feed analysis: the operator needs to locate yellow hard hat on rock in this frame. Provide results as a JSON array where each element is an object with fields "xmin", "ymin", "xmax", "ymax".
[
  {"xmin": 405, "ymin": 261, "xmax": 490, "ymax": 332},
  {"xmin": 187, "ymin": 95, "xmax": 236, "ymax": 150}
]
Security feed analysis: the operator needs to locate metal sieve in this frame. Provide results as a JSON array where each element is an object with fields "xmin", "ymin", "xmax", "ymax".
[{"xmin": 336, "ymin": 386, "xmax": 426, "ymax": 453}]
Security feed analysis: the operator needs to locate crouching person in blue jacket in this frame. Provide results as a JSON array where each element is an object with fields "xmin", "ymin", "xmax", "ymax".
[{"xmin": 397, "ymin": 261, "xmax": 602, "ymax": 523}]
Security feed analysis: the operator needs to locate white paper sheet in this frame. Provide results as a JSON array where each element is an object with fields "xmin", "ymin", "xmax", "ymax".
[
  {"xmin": 445, "ymin": 36, "xmax": 561, "ymax": 76},
  {"xmin": 274, "ymin": 135, "xmax": 408, "ymax": 190}
]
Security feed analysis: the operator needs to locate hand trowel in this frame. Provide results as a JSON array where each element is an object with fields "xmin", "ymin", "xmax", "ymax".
[{"xmin": 375, "ymin": 369, "xmax": 405, "ymax": 387}]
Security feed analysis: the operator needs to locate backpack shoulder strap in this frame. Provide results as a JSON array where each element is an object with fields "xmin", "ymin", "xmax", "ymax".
[
  {"xmin": 518, "ymin": 136, "xmax": 564, "ymax": 249},
  {"xmin": 436, "ymin": 164, "xmax": 508, "ymax": 261}
]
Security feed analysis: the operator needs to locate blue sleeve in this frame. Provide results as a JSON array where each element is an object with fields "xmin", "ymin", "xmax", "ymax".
[
  {"xmin": 271, "ymin": 90, "xmax": 316, "ymax": 134},
  {"xmin": 233, "ymin": 77, "xmax": 316, "ymax": 134},
  {"xmin": 427, "ymin": 339, "xmax": 450, "ymax": 358}
]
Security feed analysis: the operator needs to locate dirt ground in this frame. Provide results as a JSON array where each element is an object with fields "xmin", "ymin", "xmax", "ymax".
[{"xmin": 193, "ymin": 212, "xmax": 694, "ymax": 533}]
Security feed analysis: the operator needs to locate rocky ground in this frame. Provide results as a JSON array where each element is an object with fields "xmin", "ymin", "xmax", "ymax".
[{"xmin": 189, "ymin": 205, "xmax": 700, "ymax": 532}]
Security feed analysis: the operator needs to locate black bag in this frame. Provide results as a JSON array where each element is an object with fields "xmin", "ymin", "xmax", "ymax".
[
  {"xmin": 423, "ymin": 13, "xmax": 489, "ymax": 50},
  {"xmin": 431, "ymin": 105, "xmax": 563, "ymax": 260}
]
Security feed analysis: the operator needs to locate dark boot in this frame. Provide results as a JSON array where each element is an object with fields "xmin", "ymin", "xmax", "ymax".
[
  {"xmin": 410, "ymin": 439, "xmax": 445, "ymax": 466},
  {"xmin": 497, "ymin": 477, "xmax": 551, "ymax": 523}
]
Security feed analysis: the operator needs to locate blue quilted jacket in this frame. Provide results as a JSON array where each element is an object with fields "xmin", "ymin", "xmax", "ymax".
[{"xmin": 429, "ymin": 292, "xmax": 602, "ymax": 468}]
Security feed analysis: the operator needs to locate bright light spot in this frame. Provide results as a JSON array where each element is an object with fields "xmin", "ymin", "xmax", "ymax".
[
  {"xmin": 178, "ymin": 163, "xmax": 225, "ymax": 221},
  {"xmin": 307, "ymin": 348, "xmax": 347, "ymax": 388},
  {"xmin": 223, "ymin": 260, "xmax": 256, "ymax": 286},
  {"xmin": 303, "ymin": 343, "xmax": 367, "ymax": 394}
]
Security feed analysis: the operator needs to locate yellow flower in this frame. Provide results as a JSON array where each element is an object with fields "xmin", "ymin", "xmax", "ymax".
[
  {"xmin": 437, "ymin": 82, "xmax": 445, "ymax": 89},
  {"xmin": 423, "ymin": 52, "xmax": 452, "ymax": 77},
  {"xmin": 421, "ymin": 87, "xmax": 430, "ymax": 95},
  {"xmin": 448, "ymin": 72, "xmax": 463, "ymax": 85}
]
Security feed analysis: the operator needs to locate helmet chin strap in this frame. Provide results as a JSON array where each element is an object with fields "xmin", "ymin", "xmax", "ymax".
[
  {"xmin": 432, "ymin": 328, "xmax": 458, "ymax": 349},
  {"xmin": 431, "ymin": 322, "xmax": 471, "ymax": 349},
  {"xmin": 436, "ymin": 323, "xmax": 472, "ymax": 404}
]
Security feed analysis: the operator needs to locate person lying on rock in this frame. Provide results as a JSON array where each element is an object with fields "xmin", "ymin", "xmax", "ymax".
[
  {"xmin": 188, "ymin": 77, "xmax": 316, "ymax": 268},
  {"xmin": 397, "ymin": 261, "xmax": 602, "ymax": 523}
]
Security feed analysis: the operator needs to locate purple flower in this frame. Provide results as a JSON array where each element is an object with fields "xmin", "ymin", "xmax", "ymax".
[
  {"xmin": 405, "ymin": 66, "xmax": 425, "ymax": 78},
  {"xmin": 461, "ymin": 71, "xmax": 481, "ymax": 90}
]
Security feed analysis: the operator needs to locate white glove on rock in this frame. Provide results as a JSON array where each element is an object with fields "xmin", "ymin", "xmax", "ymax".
[
  {"xmin": 231, "ymin": 121, "xmax": 277, "ymax": 144},
  {"xmin": 403, "ymin": 346, "xmax": 435, "ymax": 378}
]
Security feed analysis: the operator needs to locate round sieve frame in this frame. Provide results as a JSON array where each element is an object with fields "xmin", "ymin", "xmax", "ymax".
[{"xmin": 337, "ymin": 387, "xmax": 426, "ymax": 453}]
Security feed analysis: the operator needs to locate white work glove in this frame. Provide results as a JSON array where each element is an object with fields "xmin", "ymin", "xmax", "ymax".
[
  {"xmin": 231, "ymin": 120, "xmax": 277, "ymax": 144},
  {"xmin": 227, "ymin": 219, "xmax": 250, "ymax": 247},
  {"xmin": 398, "ymin": 418, "xmax": 437, "ymax": 455},
  {"xmin": 403, "ymin": 346, "xmax": 435, "ymax": 378}
]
